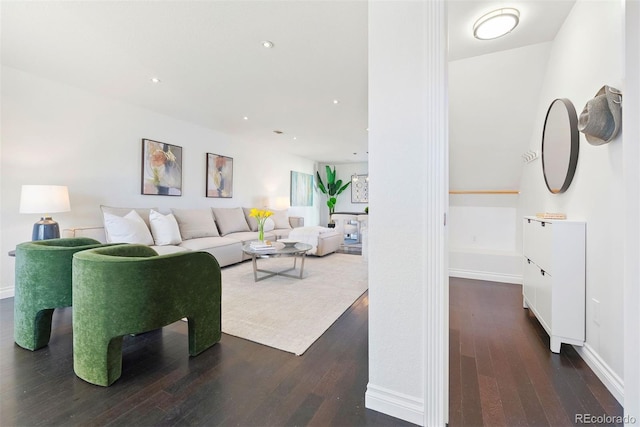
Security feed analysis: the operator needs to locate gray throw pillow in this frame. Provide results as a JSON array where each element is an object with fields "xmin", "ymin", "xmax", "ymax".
[
  {"xmin": 242, "ymin": 207, "xmax": 259, "ymax": 231},
  {"xmin": 212, "ymin": 207, "xmax": 251, "ymax": 236},
  {"xmin": 171, "ymin": 208, "xmax": 220, "ymax": 239}
]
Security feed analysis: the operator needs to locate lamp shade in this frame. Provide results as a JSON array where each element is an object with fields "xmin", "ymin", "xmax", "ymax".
[
  {"xmin": 19, "ymin": 185, "xmax": 71, "ymax": 214},
  {"xmin": 270, "ymin": 197, "xmax": 290, "ymax": 210}
]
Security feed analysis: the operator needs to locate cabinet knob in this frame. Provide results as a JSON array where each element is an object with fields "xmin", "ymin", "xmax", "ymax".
[
  {"xmin": 527, "ymin": 259, "xmax": 531, "ymax": 264},
  {"xmin": 540, "ymin": 270, "xmax": 546, "ymax": 276},
  {"xmin": 541, "ymin": 222, "xmax": 546, "ymax": 227}
]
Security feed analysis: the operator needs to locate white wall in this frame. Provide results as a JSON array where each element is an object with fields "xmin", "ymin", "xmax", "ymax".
[
  {"xmin": 448, "ymin": 198, "xmax": 522, "ymax": 284},
  {"xmin": 367, "ymin": 1, "xmax": 448, "ymax": 425},
  {"xmin": 449, "ymin": 42, "xmax": 551, "ymax": 191},
  {"xmin": 447, "ymin": 43, "xmax": 551, "ymax": 283},
  {"xmin": 519, "ymin": 0, "xmax": 624, "ymax": 401},
  {"xmin": 0, "ymin": 65, "xmax": 319, "ymax": 297},
  {"xmin": 624, "ymin": 0, "xmax": 640, "ymax": 419}
]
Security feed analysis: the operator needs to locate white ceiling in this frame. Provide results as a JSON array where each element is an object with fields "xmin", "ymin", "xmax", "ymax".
[
  {"xmin": 1, "ymin": 1, "xmax": 575, "ymax": 164},
  {"xmin": 448, "ymin": 0, "xmax": 575, "ymax": 61}
]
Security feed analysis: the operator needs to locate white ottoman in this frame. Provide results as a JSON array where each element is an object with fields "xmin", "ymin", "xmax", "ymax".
[{"xmin": 288, "ymin": 226, "xmax": 342, "ymax": 256}]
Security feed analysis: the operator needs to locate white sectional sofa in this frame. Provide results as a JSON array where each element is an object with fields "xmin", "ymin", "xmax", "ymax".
[{"xmin": 63, "ymin": 206, "xmax": 342, "ymax": 267}]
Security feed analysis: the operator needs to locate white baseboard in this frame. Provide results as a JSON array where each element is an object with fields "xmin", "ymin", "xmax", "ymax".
[
  {"xmin": 575, "ymin": 343, "xmax": 624, "ymax": 405},
  {"xmin": 449, "ymin": 268, "xmax": 522, "ymax": 285},
  {"xmin": 0, "ymin": 286, "xmax": 14, "ymax": 300},
  {"xmin": 365, "ymin": 383, "xmax": 424, "ymax": 426}
]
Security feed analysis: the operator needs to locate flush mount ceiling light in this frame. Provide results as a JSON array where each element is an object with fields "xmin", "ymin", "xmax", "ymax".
[
  {"xmin": 262, "ymin": 40, "xmax": 274, "ymax": 48},
  {"xmin": 473, "ymin": 8, "xmax": 520, "ymax": 40}
]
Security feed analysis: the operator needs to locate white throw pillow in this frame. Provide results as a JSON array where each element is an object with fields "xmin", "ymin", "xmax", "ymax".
[
  {"xmin": 103, "ymin": 210, "xmax": 154, "ymax": 245},
  {"xmin": 263, "ymin": 217, "xmax": 275, "ymax": 231},
  {"xmin": 149, "ymin": 209, "xmax": 182, "ymax": 246}
]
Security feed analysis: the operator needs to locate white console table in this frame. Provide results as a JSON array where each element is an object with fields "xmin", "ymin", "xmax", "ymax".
[{"xmin": 522, "ymin": 216, "xmax": 586, "ymax": 353}]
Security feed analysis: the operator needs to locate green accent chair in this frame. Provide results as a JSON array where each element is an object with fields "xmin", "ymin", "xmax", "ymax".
[
  {"xmin": 72, "ymin": 244, "xmax": 222, "ymax": 386},
  {"xmin": 14, "ymin": 238, "xmax": 105, "ymax": 351}
]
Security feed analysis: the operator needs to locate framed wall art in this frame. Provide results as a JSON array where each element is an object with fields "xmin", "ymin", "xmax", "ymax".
[
  {"xmin": 206, "ymin": 153, "xmax": 233, "ymax": 198},
  {"xmin": 351, "ymin": 175, "xmax": 369, "ymax": 203},
  {"xmin": 290, "ymin": 171, "xmax": 314, "ymax": 206},
  {"xmin": 141, "ymin": 139, "xmax": 182, "ymax": 196}
]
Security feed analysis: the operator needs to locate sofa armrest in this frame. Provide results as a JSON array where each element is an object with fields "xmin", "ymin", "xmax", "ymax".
[
  {"xmin": 63, "ymin": 226, "xmax": 107, "ymax": 244},
  {"xmin": 288, "ymin": 216, "xmax": 304, "ymax": 228}
]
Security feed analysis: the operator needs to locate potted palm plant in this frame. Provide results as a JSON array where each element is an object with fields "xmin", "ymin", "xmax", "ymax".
[{"xmin": 316, "ymin": 165, "xmax": 351, "ymax": 227}]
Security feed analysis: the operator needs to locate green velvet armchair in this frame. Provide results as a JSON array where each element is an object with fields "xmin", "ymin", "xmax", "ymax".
[
  {"xmin": 72, "ymin": 244, "xmax": 222, "ymax": 386},
  {"xmin": 14, "ymin": 238, "xmax": 105, "ymax": 351}
]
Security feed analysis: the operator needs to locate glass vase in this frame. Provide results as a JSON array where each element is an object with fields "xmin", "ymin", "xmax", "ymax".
[{"xmin": 258, "ymin": 225, "xmax": 264, "ymax": 242}]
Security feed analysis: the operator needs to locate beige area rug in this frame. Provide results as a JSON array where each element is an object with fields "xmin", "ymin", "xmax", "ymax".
[{"xmin": 221, "ymin": 253, "xmax": 368, "ymax": 355}]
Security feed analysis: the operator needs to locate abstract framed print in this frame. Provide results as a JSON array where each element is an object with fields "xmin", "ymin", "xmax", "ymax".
[
  {"xmin": 141, "ymin": 139, "xmax": 182, "ymax": 196},
  {"xmin": 206, "ymin": 153, "xmax": 233, "ymax": 198}
]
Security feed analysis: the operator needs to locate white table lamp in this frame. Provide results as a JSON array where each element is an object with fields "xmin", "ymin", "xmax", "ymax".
[{"xmin": 19, "ymin": 185, "xmax": 71, "ymax": 240}]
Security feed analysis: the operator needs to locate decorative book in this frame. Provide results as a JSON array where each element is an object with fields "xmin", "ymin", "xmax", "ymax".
[
  {"xmin": 535, "ymin": 212, "xmax": 567, "ymax": 220},
  {"xmin": 250, "ymin": 242, "xmax": 273, "ymax": 250}
]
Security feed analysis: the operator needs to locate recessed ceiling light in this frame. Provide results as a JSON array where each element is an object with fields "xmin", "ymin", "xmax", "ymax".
[
  {"xmin": 333, "ymin": 99, "xmax": 340, "ymax": 104},
  {"xmin": 150, "ymin": 77, "xmax": 161, "ymax": 83},
  {"xmin": 243, "ymin": 116, "xmax": 249, "ymax": 120},
  {"xmin": 292, "ymin": 136, "xmax": 297, "ymax": 140},
  {"xmin": 473, "ymin": 8, "xmax": 520, "ymax": 40},
  {"xmin": 262, "ymin": 40, "xmax": 274, "ymax": 48}
]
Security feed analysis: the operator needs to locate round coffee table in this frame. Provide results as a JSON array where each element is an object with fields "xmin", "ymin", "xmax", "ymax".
[{"xmin": 242, "ymin": 241, "xmax": 313, "ymax": 282}]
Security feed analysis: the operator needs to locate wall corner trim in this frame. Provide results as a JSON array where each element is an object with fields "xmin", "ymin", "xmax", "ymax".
[
  {"xmin": 365, "ymin": 383, "xmax": 424, "ymax": 426},
  {"xmin": 575, "ymin": 343, "xmax": 624, "ymax": 405}
]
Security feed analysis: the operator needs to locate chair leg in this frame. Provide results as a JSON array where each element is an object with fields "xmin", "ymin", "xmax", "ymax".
[
  {"xmin": 186, "ymin": 313, "xmax": 221, "ymax": 356},
  {"xmin": 74, "ymin": 334, "xmax": 124, "ymax": 387},
  {"xmin": 14, "ymin": 308, "xmax": 54, "ymax": 351}
]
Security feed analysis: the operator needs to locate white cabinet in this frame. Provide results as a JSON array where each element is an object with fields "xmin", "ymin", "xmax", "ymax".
[{"xmin": 522, "ymin": 216, "xmax": 586, "ymax": 353}]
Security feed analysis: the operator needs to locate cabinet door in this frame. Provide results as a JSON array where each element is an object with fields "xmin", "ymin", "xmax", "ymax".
[
  {"xmin": 536, "ymin": 221, "xmax": 553, "ymax": 275},
  {"xmin": 524, "ymin": 219, "xmax": 553, "ymax": 272},
  {"xmin": 537, "ymin": 268, "xmax": 552, "ymax": 332},
  {"xmin": 523, "ymin": 258, "xmax": 537, "ymax": 307},
  {"xmin": 522, "ymin": 219, "xmax": 536, "ymax": 260}
]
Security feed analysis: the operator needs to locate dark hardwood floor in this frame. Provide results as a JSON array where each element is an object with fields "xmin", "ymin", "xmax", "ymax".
[
  {"xmin": 449, "ymin": 277, "xmax": 623, "ymax": 426},
  {"xmin": 0, "ymin": 276, "xmax": 622, "ymax": 426},
  {"xmin": 0, "ymin": 289, "xmax": 409, "ymax": 426}
]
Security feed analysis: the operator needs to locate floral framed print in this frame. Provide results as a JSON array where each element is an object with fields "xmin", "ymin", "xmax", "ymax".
[
  {"xmin": 206, "ymin": 153, "xmax": 233, "ymax": 198},
  {"xmin": 141, "ymin": 139, "xmax": 182, "ymax": 196}
]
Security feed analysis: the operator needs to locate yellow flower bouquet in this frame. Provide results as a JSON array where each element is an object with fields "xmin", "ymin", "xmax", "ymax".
[{"xmin": 249, "ymin": 208, "xmax": 273, "ymax": 241}]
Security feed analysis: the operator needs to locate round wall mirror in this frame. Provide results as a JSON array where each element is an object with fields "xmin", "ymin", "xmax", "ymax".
[{"xmin": 542, "ymin": 98, "xmax": 579, "ymax": 194}]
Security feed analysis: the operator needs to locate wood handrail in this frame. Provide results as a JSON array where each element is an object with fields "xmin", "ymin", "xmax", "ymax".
[{"xmin": 449, "ymin": 190, "xmax": 520, "ymax": 195}]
